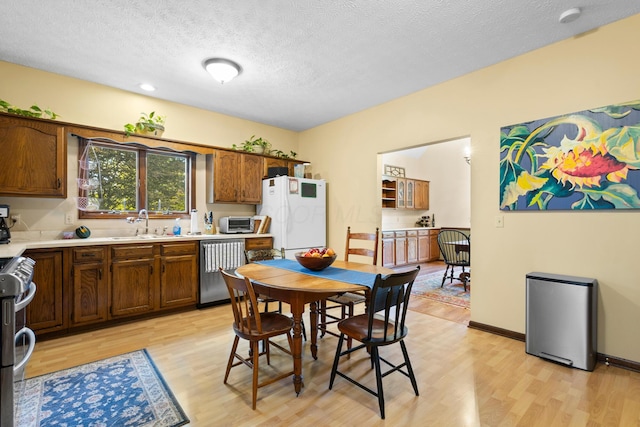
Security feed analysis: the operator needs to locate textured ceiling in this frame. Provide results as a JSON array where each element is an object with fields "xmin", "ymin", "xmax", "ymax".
[{"xmin": 1, "ymin": 1, "xmax": 639, "ymax": 131}]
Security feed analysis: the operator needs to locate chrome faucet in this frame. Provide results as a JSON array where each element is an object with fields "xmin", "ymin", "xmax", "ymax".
[{"xmin": 138, "ymin": 209, "xmax": 149, "ymax": 235}]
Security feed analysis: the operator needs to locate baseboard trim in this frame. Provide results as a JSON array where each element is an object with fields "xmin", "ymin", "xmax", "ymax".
[
  {"xmin": 597, "ymin": 354, "xmax": 640, "ymax": 372},
  {"xmin": 468, "ymin": 321, "xmax": 525, "ymax": 341},
  {"xmin": 468, "ymin": 321, "xmax": 640, "ymax": 373}
]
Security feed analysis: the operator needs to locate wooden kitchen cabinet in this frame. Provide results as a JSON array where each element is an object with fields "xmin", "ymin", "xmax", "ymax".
[
  {"xmin": 382, "ymin": 179, "xmax": 397, "ymax": 209},
  {"xmin": 414, "ymin": 180, "xmax": 430, "ymax": 210},
  {"xmin": 417, "ymin": 230, "xmax": 430, "ymax": 263},
  {"xmin": 394, "ymin": 231, "xmax": 407, "ymax": 266},
  {"xmin": 429, "ymin": 229, "xmax": 441, "ymax": 261},
  {"xmin": 25, "ymin": 249, "xmax": 66, "ymax": 333},
  {"xmin": 381, "ymin": 232, "xmax": 395, "ymax": 267},
  {"xmin": 407, "ymin": 230, "xmax": 418, "ymax": 264},
  {"xmin": 70, "ymin": 246, "xmax": 108, "ymax": 326},
  {"xmin": 110, "ymin": 244, "xmax": 156, "ymax": 318},
  {"xmin": 0, "ymin": 113, "xmax": 66, "ymax": 198},
  {"xmin": 406, "ymin": 180, "xmax": 415, "ymax": 209},
  {"xmin": 207, "ymin": 150, "xmax": 263, "ymax": 204},
  {"xmin": 396, "ymin": 178, "xmax": 406, "ymax": 208},
  {"xmin": 245, "ymin": 236, "xmax": 274, "ymax": 251},
  {"xmin": 159, "ymin": 242, "xmax": 198, "ymax": 308}
]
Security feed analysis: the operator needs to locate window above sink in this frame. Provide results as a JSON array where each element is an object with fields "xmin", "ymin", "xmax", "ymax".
[{"xmin": 78, "ymin": 139, "xmax": 194, "ymax": 220}]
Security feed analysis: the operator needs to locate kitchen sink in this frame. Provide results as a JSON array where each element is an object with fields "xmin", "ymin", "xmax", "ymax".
[{"xmin": 109, "ymin": 235, "xmax": 173, "ymax": 241}]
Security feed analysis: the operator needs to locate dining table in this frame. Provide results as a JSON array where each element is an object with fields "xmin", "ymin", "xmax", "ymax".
[{"xmin": 235, "ymin": 259, "xmax": 394, "ymax": 395}]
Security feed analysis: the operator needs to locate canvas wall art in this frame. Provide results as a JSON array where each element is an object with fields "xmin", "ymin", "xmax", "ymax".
[{"xmin": 500, "ymin": 100, "xmax": 640, "ymax": 210}]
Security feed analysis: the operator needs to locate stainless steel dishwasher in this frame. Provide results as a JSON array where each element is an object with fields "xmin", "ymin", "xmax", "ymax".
[{"xmin": 198, "ymin": 239, "xmax": 245, "ymax": 307}]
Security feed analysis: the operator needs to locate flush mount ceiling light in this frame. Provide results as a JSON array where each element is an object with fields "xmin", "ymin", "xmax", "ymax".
[
  {"xmin": 204, "ymin": 58, "xmax": 242, "ymax": 84},
  {"xmin": 559, "ymin": 7, "xmax": 582, "ymax": 24},
  {"xmin": 138, "ymin": 83, "xmax": 156, "ymax": 92}
]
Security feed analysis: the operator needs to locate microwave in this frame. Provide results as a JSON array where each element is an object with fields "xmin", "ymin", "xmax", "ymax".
[{"xmin": 219, "ymin": 216, "xmax": 254, "ymax": 234}]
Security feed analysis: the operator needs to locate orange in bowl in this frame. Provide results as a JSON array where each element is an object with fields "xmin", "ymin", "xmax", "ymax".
[{"xmin": 295, "ymin": 252, "xmax": 337, "ymax": 271}]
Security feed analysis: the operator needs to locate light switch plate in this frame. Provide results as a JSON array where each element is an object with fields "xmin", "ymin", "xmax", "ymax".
[
  {"xmin": 495, "ymin": 215, "xmax": 504, "ymax": 228},
  {"xmin": 65, "ymin": 213, "xmax": 74, "ymax": 225}
]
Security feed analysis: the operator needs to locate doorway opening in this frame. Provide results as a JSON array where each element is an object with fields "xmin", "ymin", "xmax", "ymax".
[{"xmin": 378, "ymin": 137, "xmax": 471, "ymax": 323}]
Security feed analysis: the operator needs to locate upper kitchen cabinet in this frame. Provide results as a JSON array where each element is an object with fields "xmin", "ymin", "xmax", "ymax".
[
  {"xmin": 414, "ymin": 180, "xmax": 430, "ymax": 210},
  {"xmin": 0, "ymin": 113, "xmax": 66, "ymax": 197},
  {"xmin": 382, "ymin": 178, "xmax": 397, "ymax": 209},
  {"xmin": 206, "ymin": 150, "xmax": 263, "ymax": 204}
]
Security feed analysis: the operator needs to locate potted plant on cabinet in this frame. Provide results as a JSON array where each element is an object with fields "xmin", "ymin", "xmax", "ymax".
[
  {"xmin": 232, "ymin": 135, "xmax": 271, "ymax": 154},
  {"xmin": 124, "ymin": 111, "xmax": 166, "ymax": 137}
]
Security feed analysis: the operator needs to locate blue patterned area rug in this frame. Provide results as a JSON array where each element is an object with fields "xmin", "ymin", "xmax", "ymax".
[
  {"xmin": 16, "ymin": 349, "xmax": 189, "ymax": 427},
  {"xmin": 411, "ymin": 268, "xmax": 470, "ymax": 309}
]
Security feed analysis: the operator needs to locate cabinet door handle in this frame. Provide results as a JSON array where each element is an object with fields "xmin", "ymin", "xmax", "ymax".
[
  {"xmin": 98, "ymin": 269, "xmax": 102, "ymax": 280},
  {"xmin": 150, "ymin": 265, "xmax": 153, "ymax": 275},
  {"xmin": 162, "ymin": 264, "xmax": 165, "ymax": 274},
  {"xmin": 57, "ymin": 178, "xmax": 61, "ymax": 188}
]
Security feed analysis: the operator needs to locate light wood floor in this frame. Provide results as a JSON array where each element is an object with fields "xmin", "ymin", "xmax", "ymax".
[{"xmin": 26, "ymin": 271, "xmax": 640, "ymax": 426}]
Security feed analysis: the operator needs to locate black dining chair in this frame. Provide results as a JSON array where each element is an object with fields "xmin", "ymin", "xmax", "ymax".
[
  {"xmin": 328, "ymin": 266, "xmax": 420, "ymax": 419},
  {"xmin": 436, "ymin": 229, "xmax": 470, "ymax": 291}
]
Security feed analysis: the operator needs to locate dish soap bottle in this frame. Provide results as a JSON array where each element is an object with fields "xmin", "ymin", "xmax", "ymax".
[{"xmin": 172, "ymin": 218, "xmax": 181, "ymax": 236}]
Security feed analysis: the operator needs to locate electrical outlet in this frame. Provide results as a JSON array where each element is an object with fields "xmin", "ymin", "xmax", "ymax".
[
  {"xmin": 65, "ymin": 213, "xmax": 74, "ymax": 225},
  {"xmin": 495, "ymin": 215, "xmax": 504, "ymax": 228},
  {"xmin": 11, "ymin": 214, "xmax": 20, "ymax": 224}
]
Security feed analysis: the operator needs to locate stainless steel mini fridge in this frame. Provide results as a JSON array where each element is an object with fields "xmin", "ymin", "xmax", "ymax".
[{"xmin": 525, "ymin": 272, "xmax": 598, "ymax": 371}]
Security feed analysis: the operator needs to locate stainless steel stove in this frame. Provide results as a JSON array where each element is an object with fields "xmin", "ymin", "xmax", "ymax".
[{"xmin": 0, "ymin": 256, "xmax": 37, "ymax": 427}]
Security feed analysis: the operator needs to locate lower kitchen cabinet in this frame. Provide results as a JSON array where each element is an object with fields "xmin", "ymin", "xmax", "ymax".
[
  {"xmin": 382, "ymin": 232, "xmax": 395, "ymax": 268},
  {"xmin": 160, "ymin": 242, "xmax": 198, "ymax": 308},
  {"xmin": 407, "ymin": 231, "xmax": 418, "ymax": 264},
  {"xmin": 394, "ymin": 231, "xmax": 407, "ymax": 266},
  {"xmin": 71, "ymin": 247, "xmax": 108, "ymax": 326},
  {"xmin": 110, "ymin": 244, "xmax": 156, "ymax": 318},
  {"xmin": 383, "ymin": 228, "xmax": 441, "ymax": 267},
  {"xmin": 25, "ymin": 249, "xmax": 66, "ymax": 333}
]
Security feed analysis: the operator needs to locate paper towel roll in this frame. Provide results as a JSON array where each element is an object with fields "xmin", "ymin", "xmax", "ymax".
[{"xmin": 190, "ymin": 209, "xmax": 199, "ymax": 234}]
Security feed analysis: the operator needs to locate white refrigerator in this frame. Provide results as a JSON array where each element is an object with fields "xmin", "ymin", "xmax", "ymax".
[{"xmin": 257, "ymin": 176, "xmax": 326, "ymax": 259}]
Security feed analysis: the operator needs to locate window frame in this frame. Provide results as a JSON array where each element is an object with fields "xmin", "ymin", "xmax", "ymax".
[{"xmin": 78, "ymin": 139, "xmax": 195, "ymax": 220}]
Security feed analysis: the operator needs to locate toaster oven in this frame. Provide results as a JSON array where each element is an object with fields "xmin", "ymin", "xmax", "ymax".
[{"xmin": 218, "ymin": 216, "xmax": 254, "ymax": 234}]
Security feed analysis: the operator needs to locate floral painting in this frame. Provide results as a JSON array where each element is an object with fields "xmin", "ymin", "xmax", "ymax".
[{"xmin": 500, "ymin": 100, "xmax": 640, "ymax": 210}]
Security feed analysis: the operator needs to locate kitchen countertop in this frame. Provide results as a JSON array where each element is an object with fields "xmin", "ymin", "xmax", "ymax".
[
  {"xmin": 381, "ymin": 227, "xmax": 440, "ymax": 232},
  {"xmin": 0, "ymin": 233, "xmax": 272, "ymax": 259}
]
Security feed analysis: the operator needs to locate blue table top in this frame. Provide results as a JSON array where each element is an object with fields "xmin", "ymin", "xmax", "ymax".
[{"xmin": 256, "ymin": 259, "xmax": 378, "ymax": 288}]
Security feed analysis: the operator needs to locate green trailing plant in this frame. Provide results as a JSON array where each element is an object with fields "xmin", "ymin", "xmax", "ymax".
[
  {"xmin": 270, "ymin": 149, "xmax": 297, "ymax": 159},
  {"xmin": 232, "ymin": 135, "xmax": 272, "ymax": 153},
  {"xmin": 232, "ymin": 136, "xmax": 296, "ymax": 159},
  {"xmin": 0, "ymin": 99, "xmax": 59, "ymax": 119},
  {"xmin": 124, "ymin": 111, "xmax": 166, "ymax": 136}
]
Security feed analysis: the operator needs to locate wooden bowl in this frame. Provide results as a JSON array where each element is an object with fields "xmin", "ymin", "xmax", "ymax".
[{"xmin": 295, "ymin": 253, "xmax": 337, "ymax": 271}]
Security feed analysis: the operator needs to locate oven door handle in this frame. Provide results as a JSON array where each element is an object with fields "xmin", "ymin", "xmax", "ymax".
[
  {"xmin": 15, "ymin": 282, "xmax": 37, "ymax": 312},
  {"xmin": 13, "ymin": 327, "xmax": 36, "ymax": 374}
]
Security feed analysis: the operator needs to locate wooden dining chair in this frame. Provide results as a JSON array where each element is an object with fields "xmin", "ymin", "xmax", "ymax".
[
  {"xmin": 318, "ymin": 226, "xmax": 379, "ymax": 349},
  {"xmin": 329, "ymin": 266, "xmax": 420, "ymax": 419},
  {"xmin": 244, "ymin": 247, "xmax": 306, "ymax": 341},
  {"xmin": 436, "ymin": 229, "xmax": 471, "ymax": 291},
  {"xmin": 220, "ymin": 269, "xmax": 295, "ymax": 409}
]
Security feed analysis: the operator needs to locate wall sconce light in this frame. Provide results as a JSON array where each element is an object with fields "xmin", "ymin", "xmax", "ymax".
[
  {"xmin": 464, "ymin": 147, "xmax": 471, "ymax": 165},
  {"xmin": 204, "ymin": 58, "xmax": 242, "ymax": 84}
]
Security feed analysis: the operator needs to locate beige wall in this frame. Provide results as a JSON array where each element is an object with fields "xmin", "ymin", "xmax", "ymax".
[
  {"xmin": 0, "ymin": 61, "xmax": 299, "ymax": 235},
  {"xmin": 300, "ymin": 14, "xmax": 640, "ymax": 362},
  {"xmin": 1, "ymin": 14, "xmax": 639, "ymax": 362}
]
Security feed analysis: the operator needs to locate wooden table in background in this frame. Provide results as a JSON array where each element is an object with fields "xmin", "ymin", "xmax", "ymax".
[{"xmin": 235, "ymin": 260, "xmax": 393, "ymax": 395}]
